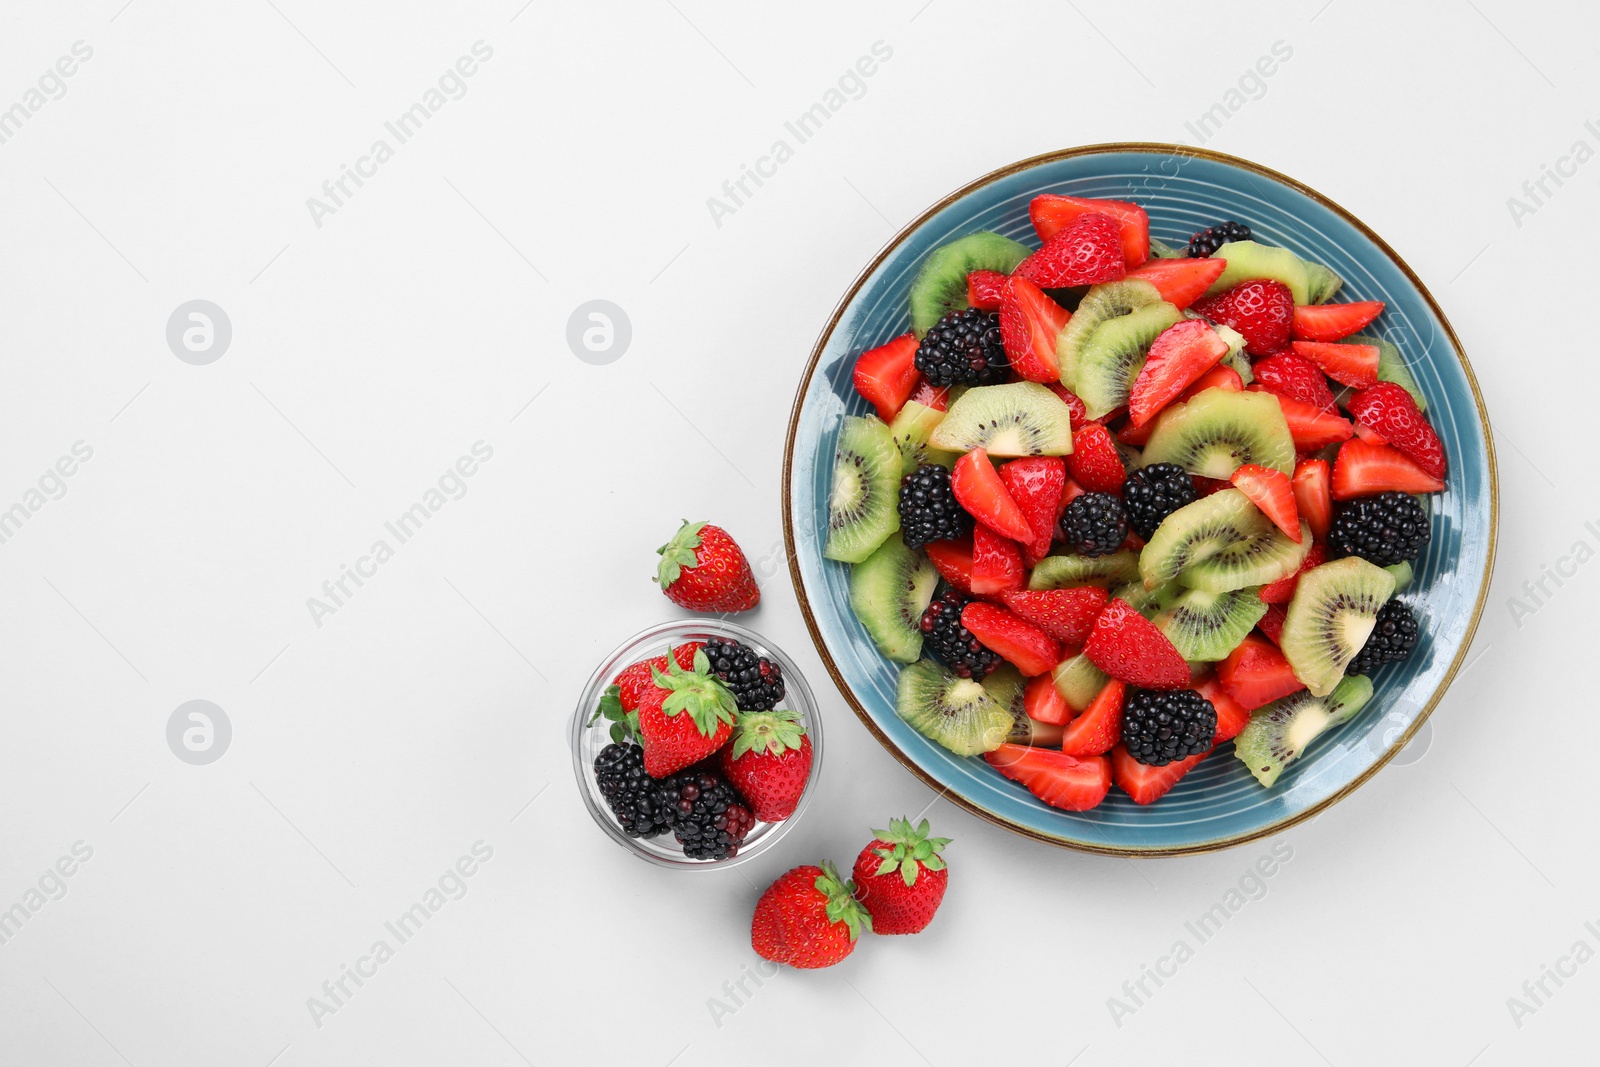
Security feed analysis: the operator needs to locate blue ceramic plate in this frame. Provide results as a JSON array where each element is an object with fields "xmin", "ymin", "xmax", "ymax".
[{"xmin": 783, "ymin": 145, "xmax": 1498, "ymax": 856}]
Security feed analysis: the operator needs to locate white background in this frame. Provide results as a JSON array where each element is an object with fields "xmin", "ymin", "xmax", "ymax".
[{"xmin": 0, "ymin": 1, "xmax": 1595, "ymax": 1064}]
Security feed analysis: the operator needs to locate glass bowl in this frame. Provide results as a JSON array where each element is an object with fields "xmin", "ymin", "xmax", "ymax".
[{"xmin": 570, "ymin": 619, "xmax": 823, "ymax": 870}]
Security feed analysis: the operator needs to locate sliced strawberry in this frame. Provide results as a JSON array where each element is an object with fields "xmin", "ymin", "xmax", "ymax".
[
  {"xmin": 970, "ymin": 524, "xmax": 1025, "ymax": 597},
  {"xmin": 1217, "ymin": 634, "xmax": 1304, "ymax": 710},
  {"xmin": 1112, "ymin": 745, "xmax": 1209, "ymax": 805},
  {"xmin": 1127, "ymin": 257, "xmax": 1226, "ymax": 309},
  {"xmin": 1001, "ymin": 587, "xmax": 1109, "ymax": 646},
  {"xmin": 985, "ymin": 744, "xmax": 1112, "ymax": 811},
  {"xmin": 1291, "ymin": 340, "xmax": 1379, "ymax": 389},
  {"xmin": 1116, "ymin": 418, "xmax": 1154, "ymax": 447},
  {"xmin": 1195, "ymin": 676, "xmax": 1251, "ymax": 743},
  {"xmin": 999, "ymin": 274, "xmax": 1069, "ymax": 383},
  {"xmin": 1260, "ymin": 389, "xmax": 1354, "ymax": 451},
  {"xmin": 1257, "ymin": 603, "xmax": 1287, "ymax": 645},
  {"xmin": 1084, "ymin": 599, "xmax": 1190, "ymax": 690},
  {"xmin": 1252, "ymin": 352, "xmax": 1338, "ymax": 413},
  {"xmin": 1194, "ymin": 280, "xmax": 1294, "ymax": 356},
  {"xmin": 998, "ymin": 456, "xmax": 1066, "ymax": 566},
  {"xmin": 966, "ymin": 269, "xmax": 1008, "ymax": 312},
  {"xmin": 1045, "ymin": 383, "xmax": 1089, "ymax": 429},
  {"xmin": 1230, "ymin": 463, "xmax": 1302, "ymax": 542},
  {"xmin": 1057, "ymin": 477, "xmax": 1086, "ymax": 515},
  {"xmin": 851, "ymin": 334, "xmax": 921, "ymax": 421},
  {"xmin": 1060, "ymin": 678, "xmax": 1124, "ymax": 757},
  {"xmin": 1291, "ymin": 300, "xmax": 1385, "ymax": 342},
  {"xmin": 924, "ymin": 538, "xmax": 974, "ymax": 596},
  {"xmin": 1177, "ymin": 364, "xmax": 1243, "ymax": 405},
  {"xmin": 1128, "ymin": 320, "xmax": 1231, "ymax": 428},
  {"xmin": 1331, "ymin": 438, "xmax": 1445, "ymax": 498},
  {"xmin": 1347, "ymin": 382, "xmax": 1446, "ymax": 479},
  {"xmin": 1258, "ymin": 541, "xmax": 1325, "ymax": 604},
  {"xmin": 952, "ymin": 449, "xmax": 1034, "ymax": 541},
  {"xmin": 909, "ymin": 380, "xmax": 949, "ymax": 412},
  {"xmin": 1193, "ymin": 475, "xmax": 1232, "ymax": 497},
  {"xmin": 1353, "ymin": 422, "xmax": 1389, "ymax": 445},
  {"xmin": 1016, "ymin": 213, "xmax": 1127, "ymax": 288},
  {"xmin": 1064, "ymin": 423, "xmax": 1125, "ymax": 493},
  {"xmin": 1024, "ymin": 672, "xmax": 1073, "ymax": 727},
  {"xmin": 1027, "ymin": 194, "xmax": 1150, "ymax": 267},
  {"xmin": 1291, "ymin": 458, "xmax": 1333, "ymax": 541},
  {"xmin": 961, "ymin": 602, "xmax": 1062, "ymax": 677}
]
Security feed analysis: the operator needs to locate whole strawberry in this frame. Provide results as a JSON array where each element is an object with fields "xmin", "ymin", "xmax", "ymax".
[
  {"xmin": 636, "ymin": 647, "xmax": 738, "ymax": 777},
  {"xmin": 1194, "ymin": 279, "xmax": 1294, "ymax": 356},
  {"xmin": 751, "ymin": 862, "xmax": 871, "ymax": 969},
  {"xmin": 1347, "ymin": 381, "xmax": 1447, "ymax": 479},
  {"xmin": 718, "ymin": 709, "xmax": 813, "ymax": 822},
  {"xmin": 851, "ymin": 818, "xmax": 951, "ymax": 935},
  {"xmin": 590, "ymin": 642, "xmax": 706, "ymax": 745},
  {"xmin": 656, "ymin": 521, "xmax": 760, "ymax": 613}
]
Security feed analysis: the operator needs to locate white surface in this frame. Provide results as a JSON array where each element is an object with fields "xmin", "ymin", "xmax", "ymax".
[{"xmin": 0, "ymin": 2, "xmax": 1594, "ymax": 1064}]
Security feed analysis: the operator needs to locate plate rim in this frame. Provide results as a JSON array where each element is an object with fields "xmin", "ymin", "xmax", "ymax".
[{"xmin": 781, "ymin": 142, "xmax": 1500, "ymax": 857}]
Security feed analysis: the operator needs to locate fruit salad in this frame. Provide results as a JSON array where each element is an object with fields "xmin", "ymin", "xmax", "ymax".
[{"xmin": 827, "ymin": 196, "xmax": 1444, "ymax": 808}]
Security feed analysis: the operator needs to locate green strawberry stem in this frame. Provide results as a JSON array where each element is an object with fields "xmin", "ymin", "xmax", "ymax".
[
  {"xmin": 650, "ymin": 646, "xmax": 737, "ymax": 738},
  {"xmin": 728, "ymin": 708, "xmax": 807, "ymax": 759},
  {"xmin": 817, "ymin": 861, "xmax": 871, "ymax": 941},
  {"xmin": 870, "ymin": 817, "xmax": 952, "ymax": 887},
  {"xmin": 588, "ymin": 685, "xmax": 639, "ymax": 745},
  {"xmin": 655, "ymin": 519, "xmax": 708, "ymax": 590}
]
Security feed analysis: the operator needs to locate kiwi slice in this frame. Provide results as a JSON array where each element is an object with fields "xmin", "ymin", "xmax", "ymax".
[
  {"xmin": 1148, "ymin": 237, "xmax": 1183, "ymax": 259},
  {"xmin": 1051, "ymin": 652, "xmax": 1109, "ymax": 712},
  {"xmin": 1348, "ymin": 334, "xmax": 1426, "ymax": 412},
  {"xmin": 1204, "ymin": 241, "xmax": 1311, "ymax": 305},
  {"xmin": 1055, "ymin": 279, "xmax": 1163, "ymax": 387},
  {"xmin": 1113, "ymin": 579, "xmax": 1179, "ymax": 619},
  {"xmin": 888, "ymin": 400, "xmax": 957, "ymax": 475},
  {"xmin": 849, "ymin": 533, "xmax": 939, "ymax": 663},
  {"xmin": 1141, "ymin": 387, "xmax": 1295, "ymax": 479},
  {"xmin": 929, "ymin": 382, "xmax": 1074, "ymax": 457},
  {"xmin": 1303, "ymin": 261, "xmax": 1344, "ymax": 304},
  {"xmin": 1139, "ymin": 489, "xmax": 1311, "ymax": 592},
  {"xmin": 1073, "ymin": 301, "xmax": 1183, "ymax": 419},
  {"xmin": 1153, "ymin": 587, "xmax": 1269, "ymax": 662},
  {"xmin": 1233, "ymin": 675, "xmax": 1374, "ymax": 787},
  {"xmin": 981, "ymin": 665, "xmax": 1063, "ymax": 746},
  {"xmin": 1029, "ymin": 551, "xmax": 1140, "ymax": 590},
  {"xmin": 895, "ymin": 659, "xmax": 1013, "ymax": 756},
  {"xmin": 908, "ymin": 232, "xmax": 1031, "ymax": 335},
  {"xmin": 823, "ymin": 415, "xmax": 901, "ymax": 563},
  {"xmin": 1281, "ymin": 557, "xmax": 1396, "ymax": 696},
  {"xmin": 1385, "ymin": 560, "xmax": 1414, "ymax": 593}
]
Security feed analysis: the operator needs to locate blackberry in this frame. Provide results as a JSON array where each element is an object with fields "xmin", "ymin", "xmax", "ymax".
[
  {"xmin": 703, "ymin": 636, "xmax": 785, "ymax": 711},
  {"xmin": 1187, "ymin": 220, "xmax": 1252, "ymax": 258},
  {"xmin": 920, "ymin": 593, "xmax": 1002, "ymax": 681},
  {"xmin": 899, "ymin": 463, "xmax": 974, "ymax": 549},
  {"xmin": 1122, "ymin": 689, "xmax": 1217, "ymax": 767},
  {"xmin": 1121, "ymin": 463, "xmax": 1197, "ymax": 540},
  {"xmin": 914, "ymin": 307, "xmax": 1009, "ymax": 387},
  {"xmin": 1345, "ymin": 600, "xmax": 1420, "ymax": 676},
  {"xmin": 593, "ymin": 742, "xmax": 673, "ymax": 839},
  {"xmin": 659, "ymin": 768, "xmax": 755, "ymax": 860},
  {"xmin": 1057, "ymin": 492, "xmax": 1128, "ymax": 557},
  {"xmin": 1328, "ymin": 492, "xmax": 1430, "ymax": 566}
]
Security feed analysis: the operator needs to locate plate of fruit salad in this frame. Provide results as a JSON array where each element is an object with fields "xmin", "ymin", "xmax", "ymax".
[{"xmin": 783, "ymin": 144, "xmax": 1496, "ymax": 855}]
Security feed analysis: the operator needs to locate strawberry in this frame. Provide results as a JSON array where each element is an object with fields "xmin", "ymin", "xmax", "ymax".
[
  {"xmin": 1023, "ymin": 671, "xmax": 1072, "ymax": 726},
  {"xmin": 1194, "ymin": 279, "xmax": 1294, "ymax": 356},
  {"xmin": 1230, "ymin": 463, "xmax": 1302, "ymax": 542},
  {"xmin": 1331, "ymin": 438, "xmax": 1445, "ymax": 498},
  {"xmin": 1000, "ymin": 586, "xmax": 1108, "ymax": 646},
  {"xmin": 1116, "ymin": 418, "xmax": 1154, "ymax": 448},
  {"xmin": 751, "ymin": 862, "xmax": 871, "ymax": 969},
  {"xmin": 1258, "ymin": 541, "xmax": 1325, "ymax": 604},
  {"xmin": 985, "ymin": 744, "xmax": 1111, "ymax": 810},
  {"xmin": 1257, "ymin": 603, "xmax": 1288, "ymax": 645},
  {"xmin": 951, "ymin": 449, "xmax": 1033, "ymax": 541},
  {"xmin": 1347, "ymin": 382, "xmax": 1447, "ymax": 479},
  {"xmin": 719, "ymin": 709, "xmax": 813, "ymax": 822},
  {"xmin": 1291, "ymin": 340, "xmax": 1379, "ymax": 389},
  {"xmin": 656, "ymin": 521, "xmax": 760, "ymax": 612},
  {"xmin": 1060, "ymin": 678, "xmax": 1124, "ymax": 757},
  {"xmin": 1193, "ymin": 475, "xmax": 1231, "ymax": 497},
  {"xmin": 1260, "ymin": 389, "xmax": 1353, "ymax": 451},
  {"xmin": 1046, "ymin": 383, "xmax": 1089, "ymax": 429},
  {"xmin": 636, "ymin": 648, "xmax": 739, "ymax": 776},
  {"xmin": 1252, "ymin": 352, "xmax": 1338, "ymax": 413},
  {"xmin": 909, "ymin": 379, "xmax": 949, "ymax": 412},
  {"xmin": 1195, "ymin": 675, "xmax": 1250, "ymax": 743},
  {"xmin": 970, "ymin": 524, "xmax": 1025, "ymax": 597},
  {"xmin": 998, "ymin": 456, "xmax": 1066, "ymax": 566},
  {"xmin": 590, "ymin": 643, "xmax": 706, "ymax": 743},
  {"xmin": 1177, "ymin": 363, "xmax": 1244, "ymax": 405},
  {"xmin": 1291, "ymin": 458, "xmax": 1334, "ymax": 541},
  {"xmin": 1015, "ymin": 212, "xmax": 1127, "ymax": 288},
  {"xmin": 1112, "ymin": 745, "xmax": 1208, "ymax": 805},
  {"xmin": 851, "ymin": 334, "xmax": 921, "ymax": 422},
  {"xmin": 1126, "ymin": 256, "xmax": 1226, "ymax": 309},
  {"xmin": 961, "ymin": 602, "xmax": 1062, "ymax": 677},
  {"xmin": 1063, "ymin": 423, "xmax": 1125, "ymax": 493},
  {"xmin": 1128, "ymin": 320, "xmax": 1231, "ymax": 427},
  {"xmin": 924, "ymin": 538, "xmax": 975, "ymax": 595},
  {"xmin": 1084, "ymin": 599, "xmax": 1190, "ymax": 690},
  {"xmin": 966, "ymin": 269, "xmax": 1008, "ymax": 311},
  {"xmin": 851, "ymin": 818, "xmax": 951, "ymax": 935},
  {"xmin": 1291, "ymin": 300, "xmax": 1385, "ymax": 342},
  {"xmin": 1217, "ymin": 634, "xmax": 1303, "ymax": 710},
  {"xmin": 999, "ymin": 274, "xmax": 1070, "ymax": 382},
  {"xmin": 1028, "ymin": 194, "xmax": 1150, "ymax": 267}
]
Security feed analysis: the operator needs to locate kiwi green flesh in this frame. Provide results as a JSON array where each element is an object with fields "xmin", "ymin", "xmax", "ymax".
[
  {"xmin": 929, "ymin": 381, "xmax": 1074, "ymax": 457},
  {"xmin": 824, "ymin": 415, "xmax": 902, "ymax": 563},
  {"xmin": 1349, "ymin": 334, "xmax": 1427, "ymax": 412},
  {"xmin": 1054, "ymin": 279, "xmax": 1163, "ymax": 387},
  {"xmin": 849, "ymin": 533, "xmax": 939, "ymax": 664},
  {"xmin": 1303, "ymin": 260, "xmax": 1344, "ymax": 305},
  {"xmin": 1114, "ymin": 579, "xmax": 1180, "ymax": 619},
  {"xmin": 1180, "ymin": 519, "xmax": 1312, "ymax": 593},
  {"xmin": 1385, "ymin": 560, "xmax": 1414, "ymax": 592},
  {"xmin": 1139, "ymin": 488, "xmax": 1261, "ymax": 588},
  {"xmin": 1148, "ymin": 237, "xmax": 1183, "ymax": 259},
  {"xmin": 895, "ymin": 659, "xmax": 1013, "ymax": 756},
  {"xmin": 1051, "ymin": 652, "xmax": 1109, "ymax": 712},
  {"xmin": 888, "ymin": 401, "xmax": 957, "ymax": 476},
  {"xmin": 1073, "ymin": 301, "xmax": 1183, "ymax": 419},
  {"xmin": 1141, "ymin": 387, "xmax": 1295, "ymax": 479},
  {"xmin": 1204, "ymin": 241, "xmax": 1311, "ymax": 305},
  {"xmin": 984, "ymin": 666, "xmax": 1064, "ymax": 746},
  {"xmin": 1030, "ymin": 551, "xmax": 1140, "ymax": 590},
  {"xmin": 908, "ymin": 232, "xmax": 1031, "ymax": 335},
  {"xmin": 1233, "ymin": 675, "xmax": 1374, "ymax": 787},
  {"xmin": 1281, "ymin": 557, "xmax": 1396, "ymax": 697},
  {"xmin": 1154, "ymin": 587, "xmax": 1270, "ymax": 662}
]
